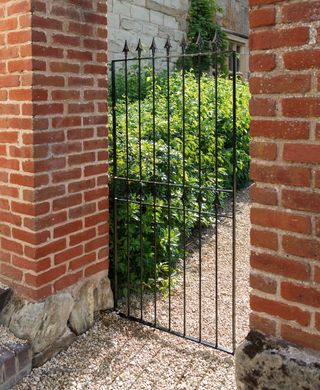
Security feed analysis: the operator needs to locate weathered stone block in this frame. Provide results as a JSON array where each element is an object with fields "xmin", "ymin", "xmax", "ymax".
[
  {"xmin": 235, "ymin": 331, "xmax": 320, "ymax": 389},
  {"xmin": 0, "ymin": 273, "xmax": 113, "ymax": 367}
]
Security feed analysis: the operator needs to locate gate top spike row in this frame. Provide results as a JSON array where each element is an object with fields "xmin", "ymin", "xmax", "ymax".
[
  {"xmin": 121, "ymin": 31, "xmax": 222, "ymax": 57},
  {"xmin": 122, "ymin": 36, "xmax": 175, "ymax": 57}
]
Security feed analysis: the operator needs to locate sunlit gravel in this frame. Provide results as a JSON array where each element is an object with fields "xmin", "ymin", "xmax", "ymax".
[{"xmin": 14, "ymin": 187, "xmax": 250, "ymax": 390}]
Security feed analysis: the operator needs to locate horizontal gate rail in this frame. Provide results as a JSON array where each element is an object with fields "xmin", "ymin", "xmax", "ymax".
[{"xmin": 110, "ymin": 33, "xmax": 237, "ymax": 355}]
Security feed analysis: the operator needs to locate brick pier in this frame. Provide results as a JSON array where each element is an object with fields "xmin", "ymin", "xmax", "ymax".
[{"xmin": 236, "ymin": 0, "xmax": 320, "ymax": 387}]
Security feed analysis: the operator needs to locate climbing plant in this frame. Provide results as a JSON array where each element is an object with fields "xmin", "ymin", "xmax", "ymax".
[{"xmin": 182, "ymin": 0, "xmax": 229, "ymax": 72}]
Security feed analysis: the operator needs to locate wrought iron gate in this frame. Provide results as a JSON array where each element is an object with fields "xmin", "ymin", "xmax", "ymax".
[{"xmin": 110, "ymin": 35, "xmax": 237, "ymax": 354}]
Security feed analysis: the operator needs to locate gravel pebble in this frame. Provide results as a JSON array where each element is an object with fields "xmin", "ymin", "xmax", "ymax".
[{"xmin": 13, "ymin": 187, "xmax": 250, "ymax": 390}]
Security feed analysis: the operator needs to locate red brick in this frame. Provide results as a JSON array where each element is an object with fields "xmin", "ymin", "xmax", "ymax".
[
  {"xmin": 0, "ymin": 18, "xmax": 18, "ymax": 32},
  {"xmin": 1, "ymin": 238, "xmax": 23, "ymax": 255},
  {"xmin": 67, "ymin": 49, "xmax": 92, "ymax": 62},
  {"xmin": 51, "ymin": 6, "xmax": 80, "ymax": 20},
  {"xmin": 69, "ymin": 203, "xmax": 96, "ymax": 219},
  {"xmin": 251, "ymin": 163, "xmax": 310, "ymax": 187},
  {"xmin": 84, "ymin": 188, "xmax": 107, "ymax": 202},
  {"xmin": 54, "ymin": 271, "xmax": 82, "ymax": 292},
  {"xmin": 316, "ymin": 124, "xmax": 320, "ymax": 140},
  {"xmin": 250, "ymin": 75, "xmax": 311, "ymax": 95},
  {"xmin": 249, "ymin": 7, "xmax": 275, "ymax": 28},
  {"xmin": 25, "ymin": 239, "xmax": 66, "ymax": 260},
  {"xmin": 251, "ymin": 208, "xmax": 311, "ymax": 234},
  {"xmin": 250, "ymin": 141, "xmax": 277, "ymax": 161},
  {"xmin": 50, "ymin": 62, "xmax": 80, "ymax": 74},
  {"xmin": 83, "ymin": 38, "xmax": 107, "ymax": 50},
  {"xmin": 52, "ymin": 168, "xmax": 81, "ymax": 184},
  {"xmin": 32, "ymin": 15, "xmax": 62, "ymax": 30},
  {"xmin": 84, "ymin": 164, "xmax": 107, "ymax": 177},
  {"xmin": 24, "ymin": 211, "xmax": 67, "ymax": 231},
  {"xmin": 54, "ymin": 245, "xmax": 83, "ymax": 265},
  {"xmin": 84, "ymin": 236, "xmax": 108, "ymax": 253},
  {"xmin": 68, "ymin": 152, "xmax": 95, "ymax": 166},
  {"xmin": 282, "ymin": 189, "xmax": 320, "ymax": 213},
  {"xmin": 33, "ymin": 74, "xmax": 65, "ymax": 87},
  {"xmin": 250, "ymin": 27, "xmax": 309, "ymax": 50},
  {"xmin": 282, "ymin": 235, "xmax": 320, "ymax": 261},
  {"xmin": 69, "ymin": 228, "xmax": 96, "ymax": 246},
  {"xmin": 250, "ymin": 184, "xmax": 278, "ymax": 206},
  {"xmin": 25, "ymin": 265, "xmax": 66, "ymax": 287},
  {"xmin": 68, "ymin": 21, "xmax": 93, "ymax": 36},
  {"xmin": 12, "ymin": 228, "xmax": 50, "ymax": 245},
  {"xmin": 85, "ymin": 212, "xmax": 107, "ymax": 228},
  {"xmin": 282, "ymin": 2, "xmax": 320, "ymax": 23},
  {"xmin": 282, "ymin": 282, "xmax": 320, "ymax": 308},
  {"xmin": 250, "ymin": 273, "xmax": 277, "ymax": 294},
  {"xmin": 251, "ymin": 295, "xmax": 310, "ymax": 327},
  {"xmin": 11, "ymin": 201, "xmax": 50, "ymax": 216},
  {"xmin": 0, "ymin": 263, "xmax": 23, "ymax": 282},
  {"xmin": 84, "ymin": 260, "xmax": 108, "ymax": 277},
  {"xmin": 283, "ymin": 98, "xmax": 320, "ymax": 118},
  {"xmin": 52, "ymin": 194, "xmax": 82, "ymax": 212},
  {"xmin": 284, "ymin": 50, "xmax": 320, "ymax": 70},
  {"xmin": 250, "ymin": 313, "xmax": 276, "ymax": 336},
  {"xmin": 12, "ymin": 256, "xmax": 50, "ymax": 273},
  {"xmin": 52, "ymin": 116, "xmax": 81, "ymax": 129},
  {"xmin": 283, "ymin": 144, "xmax": 320, "ymax": 164},
  {"xmin": 51, "ymin": 90, "xmax": 80, "ymax": 101},
  {"xmin": 250, "ymin": 98, "xmax": 276, "ymax": 117},
  {"xmin": 251, "ymin": 228, "xmax": 278, "ymax": 251},
  {"xmin": 8, "ymin": 29, "xmax": 31, "ymax": 44},
  {"xmin": 54, "ymin": 220, "xmax": 83, "ymax": 239},
  {"xmin": 68, "ymin": 178, "xmax": 95, "ymax": 194},
  {"xmin": 249, "ymin": 0, "xmax": 286, "ymax": 5},
  {"xmin": 315, "ymin": 314, "xmax": 320, "ymax": 332},
  {"xmin": 0, "ymin": 0, "xmax": 109, "ymax": 299},
  {"xmin": 316, "ymin": 218, "xmax": 320, "ymax": 237},
  {"xmin": 24, "ymin": 185, "xmax": 65, "ymax": 202},
  {"xmin": 251, "ymin": 251, "xmax": 310, "ymax": 281},
  {"xmin": 51, "ymin": 142, "xmax": 82, "ymax": 156},
  {"xmin": 69, "ymin": 253, "xmax": 96, "ymax": 271}
]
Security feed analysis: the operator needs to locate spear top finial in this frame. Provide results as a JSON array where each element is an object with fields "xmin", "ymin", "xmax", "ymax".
[
  {"xmin": 196, "ymin": 32, "xmax": 203, "ymax": 51},
  {"xmin": 150, "ymin": 37, "xmax": 157, "ymax": 55},
  {"xmin": 212, "ymin": 30, "xmax": 222, "ymax": 51},
  {"xmin": 136, "ymin": 38, "xmax": 143, "ymax": 56},
  {"xmin": 122, "ymin": 40, "xmax": 129, "ymax": 56},
  {"xmin": 180, "ymin": 35, "xmax": 187, "ymax": 53},
  {"xmin": 164, "ymin": 36, "xmax": 172, "ymax": 55}
]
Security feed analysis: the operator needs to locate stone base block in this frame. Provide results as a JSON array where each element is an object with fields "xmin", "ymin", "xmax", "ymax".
[
  {"xmin": 0, "ymin": 332, "xmax": 32, "ymax": 390},
  {"xmin": 235, "ymin": 331, "xmax": 320, "ymax": 390},
  {"xmin": 0, "ymin": 272, "xmax": 113, "ymax": 367}
]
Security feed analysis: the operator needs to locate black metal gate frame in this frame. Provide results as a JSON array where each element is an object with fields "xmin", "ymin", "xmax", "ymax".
[{"xmin": 111, "ymin": 36, "xmax": 237, "ymax": 355}]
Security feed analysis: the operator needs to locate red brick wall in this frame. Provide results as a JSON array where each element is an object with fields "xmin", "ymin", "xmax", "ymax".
[
  {"xmin": 249, "ymin": 0, "xmax": 320, "ymax": 350},
  {"xmin": 0, "ymin": 0, "xmax": 109, "ymax": 301}
]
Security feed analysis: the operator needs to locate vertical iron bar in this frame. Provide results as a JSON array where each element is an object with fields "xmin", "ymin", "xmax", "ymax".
[
  {"xmin": 124, "ymin": 44, "xmax": 131, "ymax": 317},
  {"xmin": 181, "ymin": 38, "xmax": 187, "ymax": 338},
  {"xmin": 197, "ymin": 36, "xmax": 203, "ymax": 343},
  {"xmin": 165, "ymin": 38, "xmax": 172, "ymax": 331},
  {"xmin": 111, "ymin": 61, "xmax": 118, "ymax": 310},
  {"xmin": 150, "ymin": 39, "xmax": 157, "ymax": 326},
  {"xmin": 214, "ymin": 53, "xmax": 219, "ymax": 348},
  {"xmin": 232, "ymin": 51, "xmax": 237, "ymax": 353},
  {"xmin": 137, "ymin": 42, "xmax": 143, "ymax": 321}
]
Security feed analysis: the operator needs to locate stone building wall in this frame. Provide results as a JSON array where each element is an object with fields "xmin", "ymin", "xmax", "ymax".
[
  {"xmin": 108, "ymin": 0, "xmax": 189, "ymax": 59},
  {"xmin": 108, "ymin": 0, "xmax": 249, "ymax": 61},
  {"xmin": 216, "ymin": 0, "xmax": 249, "ymax": 37}
]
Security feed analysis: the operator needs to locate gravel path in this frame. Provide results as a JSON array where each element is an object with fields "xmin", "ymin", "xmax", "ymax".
[{"xmin": 14, "ymin": 187, "xmax": 250, "ymax": 390}]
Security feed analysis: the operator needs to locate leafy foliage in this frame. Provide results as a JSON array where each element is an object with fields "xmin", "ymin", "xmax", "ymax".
[{"xmin": 109, "ymin": 67, "xmax": 250, "ymax": 297}]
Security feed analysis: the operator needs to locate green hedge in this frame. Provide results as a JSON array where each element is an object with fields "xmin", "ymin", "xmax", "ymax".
[{"xmin": 109, "ymin": 68, "xmax": 250, "ymax": 296}]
